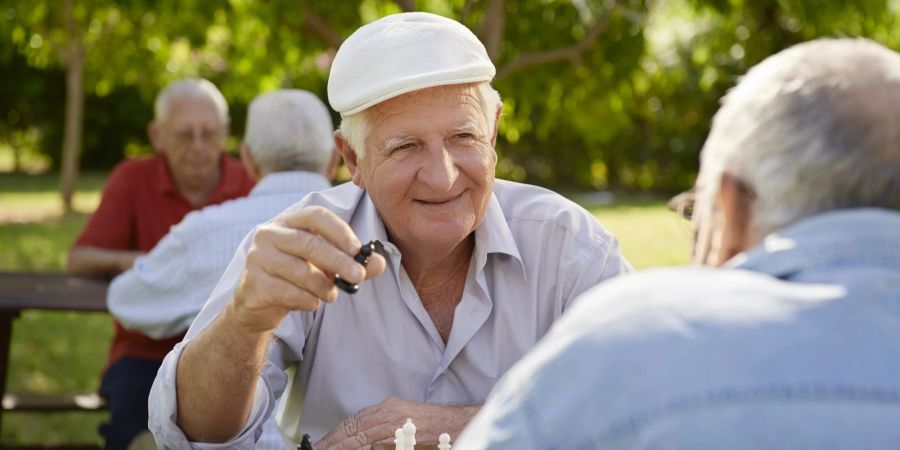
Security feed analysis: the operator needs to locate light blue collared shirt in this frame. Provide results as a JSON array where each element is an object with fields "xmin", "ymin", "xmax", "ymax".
[
  {"xmin": 148, "ymin": 180, "xmax": 631, "ymax": 448},
  {"xmin": 108, "ymin": 171, "xmax": 331, "ymax": 340},
  {"xmin": 458, "ymin": 208, "xmax": 900, "ymax": 449}
]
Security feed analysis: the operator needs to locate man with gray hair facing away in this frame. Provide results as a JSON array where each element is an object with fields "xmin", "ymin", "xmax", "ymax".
[
  {"xmin": 108, "ymin": 89, "xmax": 336, "ymax": 448},
  {"xmin": 458, "ymin": 38, "xmax": 900, "ymax": 449}
]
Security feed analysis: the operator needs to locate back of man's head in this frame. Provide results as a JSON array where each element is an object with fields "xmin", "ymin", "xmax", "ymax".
[
  {"xmin": 243, "ymin": 89, "xmax": 335, "ymax": 176},
  {"xmin": 698, "ymin": 38, "xmax": 900, "ymax": 233}
]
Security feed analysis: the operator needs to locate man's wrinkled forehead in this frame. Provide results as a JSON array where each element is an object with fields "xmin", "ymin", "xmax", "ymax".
[
  {"xmin": 161, "ymin": 95, "xmax": 224, "ymax": 126},
  {"xmin": 368, "ymin": 85, "xmax": 485, "ymax": 131}
]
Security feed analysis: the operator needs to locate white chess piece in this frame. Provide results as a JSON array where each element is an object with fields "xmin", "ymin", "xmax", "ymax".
[
  {"xmin": 394, "ymin": 427, "xmax": 405, "ymax": 449},
  {"xmin": 402, "ymin": 418, "xmax": 416, "ymax": 450},
  {"xmin": 438, "ymin": 432, "xmax": 451, "ymax": 450}
]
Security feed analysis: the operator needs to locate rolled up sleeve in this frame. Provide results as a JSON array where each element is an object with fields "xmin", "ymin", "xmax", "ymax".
[{"xmin": 148, "ymin": 340, "xmax": 286, "ymax": 449}]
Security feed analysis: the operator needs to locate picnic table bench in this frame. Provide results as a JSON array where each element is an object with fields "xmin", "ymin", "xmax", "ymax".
[{"xmin": 0, "ymin": 272, "xmax": 109, "ymax": 450}]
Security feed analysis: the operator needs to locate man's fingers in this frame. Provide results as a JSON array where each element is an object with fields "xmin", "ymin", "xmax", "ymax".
[
  {"xmin": 254, "ymin": 249, "xmax": 338, "ymax": 302},
  {"xmin": 258, "ymin": 226, "xmax": 366, "ymax": 285},
  {"xmin": 235, "ymin": 267, "xmax": 322, "ymax": 322},
  {"xmin": 348, "ymin": 421, "xmax": 400, "ymax": 447},
  {"xmin": 364, "ymin": 253, "xmax": 387, "ymax": 280},
  {"xmin": 279, "ymin": 206, "xmax": 361, "ymax": 256},
  {"xmin": 316, "ymin": 415, "xmax": 366, "ymax": 450},
  {"xmin": 316, "ymin": 397, "xmax": 412, "ymax": 450},
  {"xmin": 263, "ymin": 274, "xmax": 324, "ymax": 311}
]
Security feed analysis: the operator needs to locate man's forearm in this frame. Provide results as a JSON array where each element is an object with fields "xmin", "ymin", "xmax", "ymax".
[
  {"xmin": 67, "ymin": 246, "xmax": 141, "ymax": 278},
  {"xmin": 175, "ymin": 301, "xmax": 272, "ymax": 442}
]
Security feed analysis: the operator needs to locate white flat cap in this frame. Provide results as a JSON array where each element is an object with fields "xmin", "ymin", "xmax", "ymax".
[{"xmin": 328, "ymin": 12, "xmax": 495, "ymax": 115}]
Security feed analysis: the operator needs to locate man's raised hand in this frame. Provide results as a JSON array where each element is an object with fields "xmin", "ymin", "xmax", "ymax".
[{"xmin": 229, "ymin": 206, "xmax": 386, "ymax": 333}]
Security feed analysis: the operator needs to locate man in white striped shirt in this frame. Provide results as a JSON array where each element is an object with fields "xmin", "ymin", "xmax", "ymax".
[{"xmin": 107, "ymin": 89, "xmax": 337, "ymax": 449}]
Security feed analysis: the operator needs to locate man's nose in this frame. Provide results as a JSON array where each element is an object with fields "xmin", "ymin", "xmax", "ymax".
[
  {"xmin": 418, "ymin": 143, "xmax": 459, "ymax": 192},
  {"xmin": 190, "ymin": 131, "xmax": 207, "ymax": 151}
]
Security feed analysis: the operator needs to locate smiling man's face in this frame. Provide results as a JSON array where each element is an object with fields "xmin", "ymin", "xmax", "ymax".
[{"xmin": 349, "ymin": 83, "xmax": 498, "ymax": 253}]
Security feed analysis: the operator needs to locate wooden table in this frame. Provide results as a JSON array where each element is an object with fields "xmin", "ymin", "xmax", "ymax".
[{"xmin": 0, "ymin": 272, "xmax": 109, "ymax": 436}]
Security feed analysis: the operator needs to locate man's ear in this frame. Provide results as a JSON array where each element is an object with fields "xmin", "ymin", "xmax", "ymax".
[
  {"xmin": 239, "ymin": 143, "xmax": 261, "ymax": 181},
  {"xmin": 324, "ymin": 149, "xmax": 341, "ymax": 182},
  {"xmin": 717, "ymin": 172, "xmax": 757, "ymax": 264},
  {"xmin": 334, "ymin": 130, "xmax": 365, "ymax": 189},
  {"xmin": 490, "ymin": 104, "xmax": 503, "ymax": 147},
  {"xmin": 147, "ymin": 122, "xmax": 163, "ymax": 154}
]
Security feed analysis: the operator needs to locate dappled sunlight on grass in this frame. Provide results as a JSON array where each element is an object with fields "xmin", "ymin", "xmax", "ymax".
[
  {"xmin": 0, "ymin": 214, "xmax": 87, "ymax": 270},
  {"xmin": 588, "ymin": 200, "xmax": 693, "ymax": 269},
  {"xmin": 0, "ymin": 172, "xmax": 105, "ymax": 223}
]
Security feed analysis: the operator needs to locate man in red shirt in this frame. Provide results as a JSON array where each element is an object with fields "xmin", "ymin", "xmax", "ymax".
[{"xmin": 67, "ymin": 78, "xmax": 255, "ymax": 449}]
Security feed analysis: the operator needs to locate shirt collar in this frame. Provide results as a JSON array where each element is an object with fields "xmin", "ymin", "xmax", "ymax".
[
  {"xmin": 728, "ymin": 208, "xmax": 900, "ymax": 279},
  {"xmin": 473, "ymin": 193, "xmax": 525, "ymax": 275},
  {"xmin": 154, "ymin": 154, "xmax": 178, "ymax": 195},
  {"xmin": 250, "ymin": 171, "xmax": 331, "ymax": 197},
  {"xmin": 350, "ymin": 189, "xmax": 525, "ymax": 276}
]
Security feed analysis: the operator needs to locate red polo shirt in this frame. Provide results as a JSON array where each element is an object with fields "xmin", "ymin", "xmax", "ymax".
[{"xmin": 74, "ymin": 153, "xmax": 254, "ymax": 366}]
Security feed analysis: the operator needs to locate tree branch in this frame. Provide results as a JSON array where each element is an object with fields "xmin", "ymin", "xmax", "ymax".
[
  {"xmin": 459, "ymin": 0, "xmax": 480, "ymax": 23},
  {"xmin": 299, "ymin": 1, "xmax": 344, "ymax": 48},
  {"xmin": 495, "ymin": 1, "xmax": 621, "ymax": 81},
  {"xmin": 478, "ymin": 0, "xmax": 505, "ymax": 61},
  {"xmin": 392, "ymin": 0, "xmax": 416, "ymax": 12}
]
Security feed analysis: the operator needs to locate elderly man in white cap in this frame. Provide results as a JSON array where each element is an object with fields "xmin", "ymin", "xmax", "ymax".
[
  {"xmin": 148, "ymin": 12, "xmax": 630, "ymax": 449},
  {"xmin": 456, "ymin": 38, "xmax": 900, "ymax": 449}
]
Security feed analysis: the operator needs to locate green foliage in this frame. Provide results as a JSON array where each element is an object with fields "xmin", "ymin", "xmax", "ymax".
[
  {"xmin": 590, "ymin": 200, "xmax": 692, "ymax": 268},
  {"xmin": 1, "ymin": 0, "xmax": 899, "ymax": 191}
]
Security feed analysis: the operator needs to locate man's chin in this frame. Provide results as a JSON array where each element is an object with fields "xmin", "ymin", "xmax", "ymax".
[{"xmin": 413, "ymin": 221, "xmax": 475, "ymax": 247}]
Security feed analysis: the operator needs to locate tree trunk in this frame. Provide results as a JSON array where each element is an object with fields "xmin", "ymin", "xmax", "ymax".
[
  {"xmin": 479, "ymin": 0, "xmax": 506, "ymax": 62},
  {"xmin": 11, "ymin": 142, "xmax": 20, "ymax": 173},
  {"xmin": 60, "ymin": 0, "xmax": 84, "ymax": 214}
]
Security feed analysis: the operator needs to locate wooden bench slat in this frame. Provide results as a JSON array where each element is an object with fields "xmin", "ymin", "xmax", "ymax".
[
  {"xmin": 0, "ymin": 446, "xmax": 102, "ymax": 450},
  {"xmin": 1, "ymin": 393, "xmax": 106, "ymax": 412}
]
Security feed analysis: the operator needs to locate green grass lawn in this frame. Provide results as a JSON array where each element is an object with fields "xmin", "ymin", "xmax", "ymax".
[
  {"xmin": 0, "ymin": 172, "xmax": 109, "ymax": 445},
  {"xmin": 0, "ymin": 171, "xmax": 690, "ymax": 445}
]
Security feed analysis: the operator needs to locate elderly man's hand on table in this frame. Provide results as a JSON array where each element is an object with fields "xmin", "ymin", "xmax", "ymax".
[
  {"xmin": 316, "ymin": 396, "xmax": 480, "ymax": 450},
  {"xmin": 231, "ymin": 205, "xmax": 388, "ymax": 334}
]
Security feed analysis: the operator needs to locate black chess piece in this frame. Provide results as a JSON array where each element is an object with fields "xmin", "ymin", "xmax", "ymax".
[
  {"xmin": 335, "ymin": 240, "xmax": 382, "ymax": 294},
  {"xmin": 299, "ymin": 433, "xmax": 313, "ymax": 450}
]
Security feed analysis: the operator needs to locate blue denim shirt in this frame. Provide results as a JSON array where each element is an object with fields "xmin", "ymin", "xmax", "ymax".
[{"xmin": 457, "ymin": 208, "xmax": 900, "ymax": 449}]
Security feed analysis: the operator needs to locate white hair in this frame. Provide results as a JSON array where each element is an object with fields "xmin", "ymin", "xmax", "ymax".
[
  {"xmin": 697, "ymin": 38, "xmax": 900, "ymax": 234},
  {"xmin": 339, "ymin": 83, "xmax": 502, "ymax": 158},
  {"xmin": 243, "ymin": 89, "xmax": 335, "ymax": 175},
  {"xmin": 154, "ymin": 78, "xmax": 229, "ymax": 125}
]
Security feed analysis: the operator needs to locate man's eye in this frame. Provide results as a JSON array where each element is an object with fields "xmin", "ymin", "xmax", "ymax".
[
  {"xmin": 454, "ymin": 133, "xmax": 475, "ymax": 139},
  {"xmin": 393, "ymin": 143, "xmax": 415, "ymax": 152}
]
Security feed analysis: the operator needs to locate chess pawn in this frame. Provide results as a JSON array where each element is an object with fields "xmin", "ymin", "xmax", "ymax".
[
  {"xmin": 402, "ymin": 418, "xmax": 416, "ymax": 450},
  {"xmin": 395, "ymin": 428, "xmax": 405, "ymax": 449},
  {"xmin": 438, "ymin": 433, "xmax": 451, "ymax": 450}
]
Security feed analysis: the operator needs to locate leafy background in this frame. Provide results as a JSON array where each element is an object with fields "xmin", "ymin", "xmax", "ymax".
[{"xmin": 3, "ymin": 0, "xmax": 897, "ymax": 194}]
